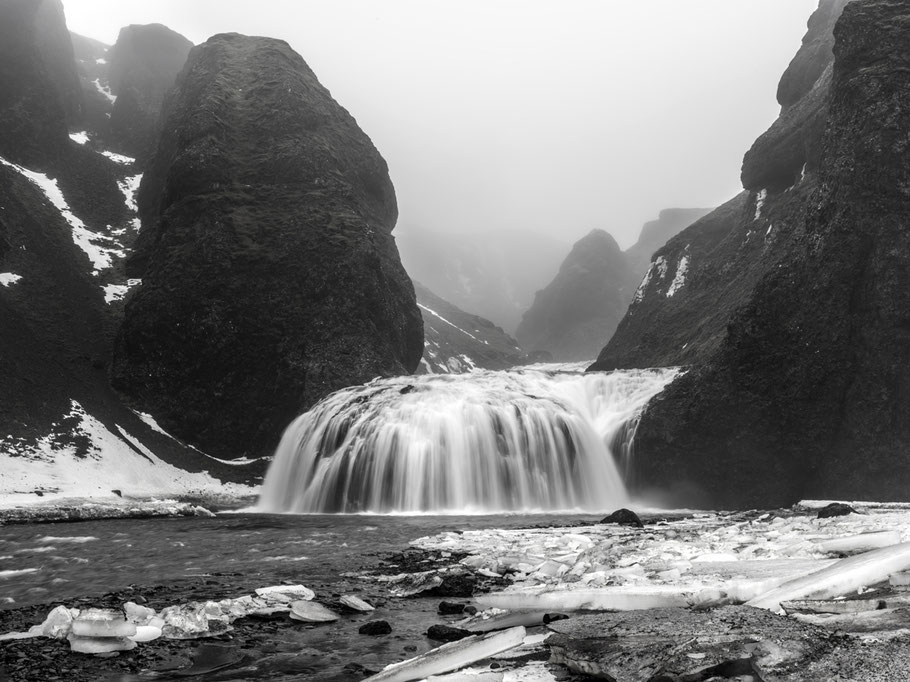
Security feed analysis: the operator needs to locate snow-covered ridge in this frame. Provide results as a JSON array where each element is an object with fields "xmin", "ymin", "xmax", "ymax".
[{"xmin": 418, "ymin": 303, "xmax": 483, "ymax": 343}]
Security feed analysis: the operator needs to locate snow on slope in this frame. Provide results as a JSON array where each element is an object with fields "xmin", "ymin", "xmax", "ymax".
[
  {"xmin": 0, "ymin": 155, "xmax": 124, "ymax": 275},
  {"xmin": 0, "ymin": 400, "xmax": 255, "ymax": 506}
]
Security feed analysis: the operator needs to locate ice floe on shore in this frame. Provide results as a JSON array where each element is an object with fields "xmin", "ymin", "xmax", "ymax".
[{"xmin": 413, "ymin": 501, "xmax": 910, "ymax": 617}]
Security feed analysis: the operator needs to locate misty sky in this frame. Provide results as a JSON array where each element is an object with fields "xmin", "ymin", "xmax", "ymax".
[{"xmin": 64, "ymin": 1, "xmax": 817, "ymax": 248}]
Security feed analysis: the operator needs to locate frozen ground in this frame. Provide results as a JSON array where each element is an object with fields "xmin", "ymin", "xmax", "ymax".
[{"xmin": 414, "ymin": 501, "xmax": 910, "ymax": 614}]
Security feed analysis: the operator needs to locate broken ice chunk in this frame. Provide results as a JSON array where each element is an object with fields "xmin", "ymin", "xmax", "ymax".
[
  {"xmin": 124, "ymin": 601, "xmax": 156, "ymax": 624},
  {"xmin": 476, "ymin": 586, "xmax": 690, "ymax": 612},
  {"xmin": 363, "ymin": 626, "xmax": 526, "ymax": 682},
  {"xmin": 815, "ymin": 531, "xmax": 901, "ymax": 555},
  {"xmin": 427, "ymin": 672, "xmax": 504, "ymax": 681},
  {"xmin": 458, "ymin": 609, "xmax": 549, "ymax": 632},
  {"xmin": 289, "ymin": 600, "xmax": 339, "ymax": 622},
  {"xmin": 129, "ymin": 625, "xmax": 163, "ymax": 642},
  {"xmin": 71, "ymin": 608, "xmax": 136, "ymax": 638},
  {"xmin": 67, "ymin": 633, "xmax": 137, "ymax": 654},
  {"xmin": 383, "ymin": 570, "xmax": 445, "ymax": 597},
  {"xmin": 35, "ymin": 605, "xmax": 78, "ymax": 639},
  {"xmin": 748, "ymin": 542, "xmax": 910, "ymax": 611},
  {"xmin": 340, "ymin": 595, "xmax": 375, "ymax": 612},
  {"xmin": 255, "ymin": 584, "xmax": 315, "ymax": 602}
]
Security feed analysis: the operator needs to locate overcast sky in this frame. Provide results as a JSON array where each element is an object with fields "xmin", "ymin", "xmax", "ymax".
[{"xmin": 63, "ymin": 1, "xmax": 818, "ymax": 248}]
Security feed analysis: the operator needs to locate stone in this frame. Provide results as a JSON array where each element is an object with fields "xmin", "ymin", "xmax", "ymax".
[
  {"xmin": 599, "ymin": 508, "xmax": 643, "ymax": 528},
  {"xmin": 359, "ymin": 620, "xmax": 392, "ymax": 636},
  {"xmin": 817, "ymin": 502, "xmax": 857, "ymax": 519},
  {"xmin": 438, "ymin": 601, "xmax": 466, "ymax": 615},
  {"xmin": 426, "ymin": 624, "xmax": 473, "ymax": 643}
]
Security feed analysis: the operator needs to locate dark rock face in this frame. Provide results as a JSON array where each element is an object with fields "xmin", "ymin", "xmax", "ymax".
[
  {"xmin": 624, "ymin": 208, "xmax": 712, "ymax": 277},
  {"xmin": 415, "ymin": 281, "xmax": 528, "ymax": 373},
  {"xmin": 817, "ymin": 502, "xmax": 856, "ymax": 519},
  {"xmin": 107, "ymin": 24, "xmax": 193, "ymax": 159},
  {"xmin": 624, "ymin": 0, "xmax": 910, "ymax": 509},
  {"xmin": 397, "ymin": 227, "xmax": 569, "ymax": 334},
  {"xmin": 0, "ymin": 0, "xmax": 82, "ymax": 165},
  {"xmin": 112, "ymin": 33, "xmax": 423, "ymax": 460},
  {"xmin": 742, "ymin": 0, "xmax": 855, "ymax": 192},
  {"xmin": 517, "ymin": 229, "xmax": 637, "ymax": 362}
]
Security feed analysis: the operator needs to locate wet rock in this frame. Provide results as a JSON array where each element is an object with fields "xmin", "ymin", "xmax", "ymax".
[
  {"xmin": 385, "ymin": 571, "xmax": 445, "ymax": 598},
  {"xmin": 542, "ymin": 613, "xmax": 569, "ymax": 624},
  {"xmin": 438, "ymin": 601, "xmax": 466, "ymax": 615},
  {"xmin": 427, "ymin": 624, "xmax": 473, "ymax": 643},
  {"xmin": 430, "ymin": 572, "xmax": 477, "ymax": 598},
  {"xmin": 599, "ymin": 508, "xmax": 643, "ymax": 528},
  {"xmin": 817, "ymin": 502, "xmax": 856, "ymax": 519},
  {"xmin": 547, "ymin": 605, "xmax": 830, "ymax": 681},
  {"xmin": 359, "ymin": 620, "xmax": 392, "ymax": 636}
]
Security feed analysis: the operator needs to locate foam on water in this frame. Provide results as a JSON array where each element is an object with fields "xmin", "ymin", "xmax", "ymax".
[{"xmin": 257, "ymin": 365, "xmax": 679, "ymax": 514}]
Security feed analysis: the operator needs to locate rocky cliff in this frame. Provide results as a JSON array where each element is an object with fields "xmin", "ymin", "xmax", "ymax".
[
  {"xmin": 517, "ymin": 229, "xmax": 637, "ymax": 362},
  {"xmin": 112, "ymin": 33, "xmax": 423, "ymax": 460},
  {"xmin": 602, "ymin": 0, "xmax": 910, "ymax": 509},
  {"xmin": 0, "ymin": 0, "xmax": 82, "ymax": 166},
  {"xmin": 624, "ymin": 208, "xmax": 712, "ymax": 277},
  {"xmin": 415, "ymin": 282, "xmax": 529, "ymax": 373},
  {"xmin": 0, "ymin": 2, "xmax": 247, "ymax": 501},
  {"xmin": 107, "ymin": 24, "xmax": 193, "ymax": 160}
]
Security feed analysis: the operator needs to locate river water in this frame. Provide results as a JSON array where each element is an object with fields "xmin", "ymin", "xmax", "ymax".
[{"xmin": 0, "ymin": 512, "xmax": 596, "ymax": 680}]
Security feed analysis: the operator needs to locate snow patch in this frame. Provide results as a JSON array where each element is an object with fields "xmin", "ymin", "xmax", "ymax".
[
  {"xmin": 95, "ymin": 57, "xmax": 107, "ymax": 65},
  {"xmin": 68, "ymin": 131, "xmax": 89, "ymax": 145},
  {"xmin": 101, "ymin": 150, "xmax": 136, "ymax": 165},
  {"xmin": 666, "ymin": 251, "xmax": 689, "ymax": 298},
  {"xmin": 0, "ymin": 156, "xmax": 123, "ymax": 274},
  {"xmin": 418, "ymin": 303, "xmax": 483, "ymax": 343},
  {"xmin": 102, "ymin": 284, "xmax": 128, "ymax": 304},
  {"xmin": 0, "ymin": 273, "xmax": 22, "ymax": 287},
  {"xmin": 634, "ymin": 255, "xmax": 669, "ymax": 303},
  {"xmin": 92, "ymin": 78, "xmax": 116, "ymax": 104},
  {"xmin": 0, "ymin": 400, "xmax": 255, "ymax": 504},
  {"xmin": 117, "ymin": 174, "xmax": 142, "ymax": 213},
  {"xmin": 754, "ymin": 189, "xmax": 767, "ymax": 221}
]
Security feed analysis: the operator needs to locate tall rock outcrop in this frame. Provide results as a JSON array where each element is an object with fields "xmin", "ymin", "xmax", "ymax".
[
  {"xmin": 600, "ymin": 0, "xmax": 910, "ymax": 509},
  {"xmin": 517, "ymin": 229, "xmax": 636, "ymax": 362},
  {"xmin": 112, "ymin": 33, "xmax": 423, "ymax": 460},
  {"xmin": 107, "ymin": 24, "xmax": 193, "ymax": 159},
  {"xmin": 0, "ymin": 0, "xmax": 82, "ymax": 165}
]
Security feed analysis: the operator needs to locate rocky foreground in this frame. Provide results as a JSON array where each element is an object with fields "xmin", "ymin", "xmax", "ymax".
[{"xmin": 4, "ymin": 501, "xmax": 910, "ymax": 680}]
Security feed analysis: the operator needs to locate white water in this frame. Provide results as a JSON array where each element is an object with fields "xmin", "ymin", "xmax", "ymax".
[{"xmin": 257, "ymin": 365, "xmax": 679, "ymax": 514}]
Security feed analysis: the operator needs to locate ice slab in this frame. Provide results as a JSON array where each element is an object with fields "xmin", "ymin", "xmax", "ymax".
[
  {"xmin": 67, "ymin": 633, "xmax": 137, "ymax": 654},
  {"xmin": 340, "ymin": 594, "xmax": 375, "ymax": 612},
  {"xmin": 289, "ymin": 600, "xmax": 339, "ymax": 622},
  {"xmin": 71, "ymin": 608, "xmax": 136, "ymax": 638},
  {"xmin": 364, "ymin": 626, "xmax": 526, "ymax": 682},
  {"xmin": 748, "ymin": 542, "xmax": 910, "ymax": 611}
]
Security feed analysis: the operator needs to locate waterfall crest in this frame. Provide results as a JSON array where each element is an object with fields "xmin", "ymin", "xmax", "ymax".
[{"xmin": 256, "ymin": 365, "xmax": 679, "ymax": 514}]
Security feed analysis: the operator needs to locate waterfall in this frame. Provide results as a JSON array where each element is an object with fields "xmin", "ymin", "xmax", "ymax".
[{"xmin": 256, "ymin": 365, "xmax": 679, "ymax": 514}]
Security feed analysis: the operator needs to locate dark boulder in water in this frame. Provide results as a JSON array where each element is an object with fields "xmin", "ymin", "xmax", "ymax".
[
  {"xmin": 112, "ymin": 33, "xmax": 423, "ymax": 460},
  {"xmin": 599, "ymin": 508, "xmax": 643, "ymax": 528},
  {"xmin": 426, "ymin": 624, "xmax": 472, "ymax": 642},
  {"xmin": 358, "ymin": 620, "xmax": 391, "ymax": 636},
  {"xmin": 817, "ymin": 503, "xmax": 856, "ymax": 519}
]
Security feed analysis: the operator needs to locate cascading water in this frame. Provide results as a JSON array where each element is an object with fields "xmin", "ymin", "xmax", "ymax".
[{"xmin": 256, "ymin": 364, "xmax": 679, "ymax": 514}]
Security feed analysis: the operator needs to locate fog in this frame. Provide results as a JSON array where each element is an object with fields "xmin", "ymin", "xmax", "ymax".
[{"xmin": 64, "ymin": 0, "xmax": 817, "ymax": 248}]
